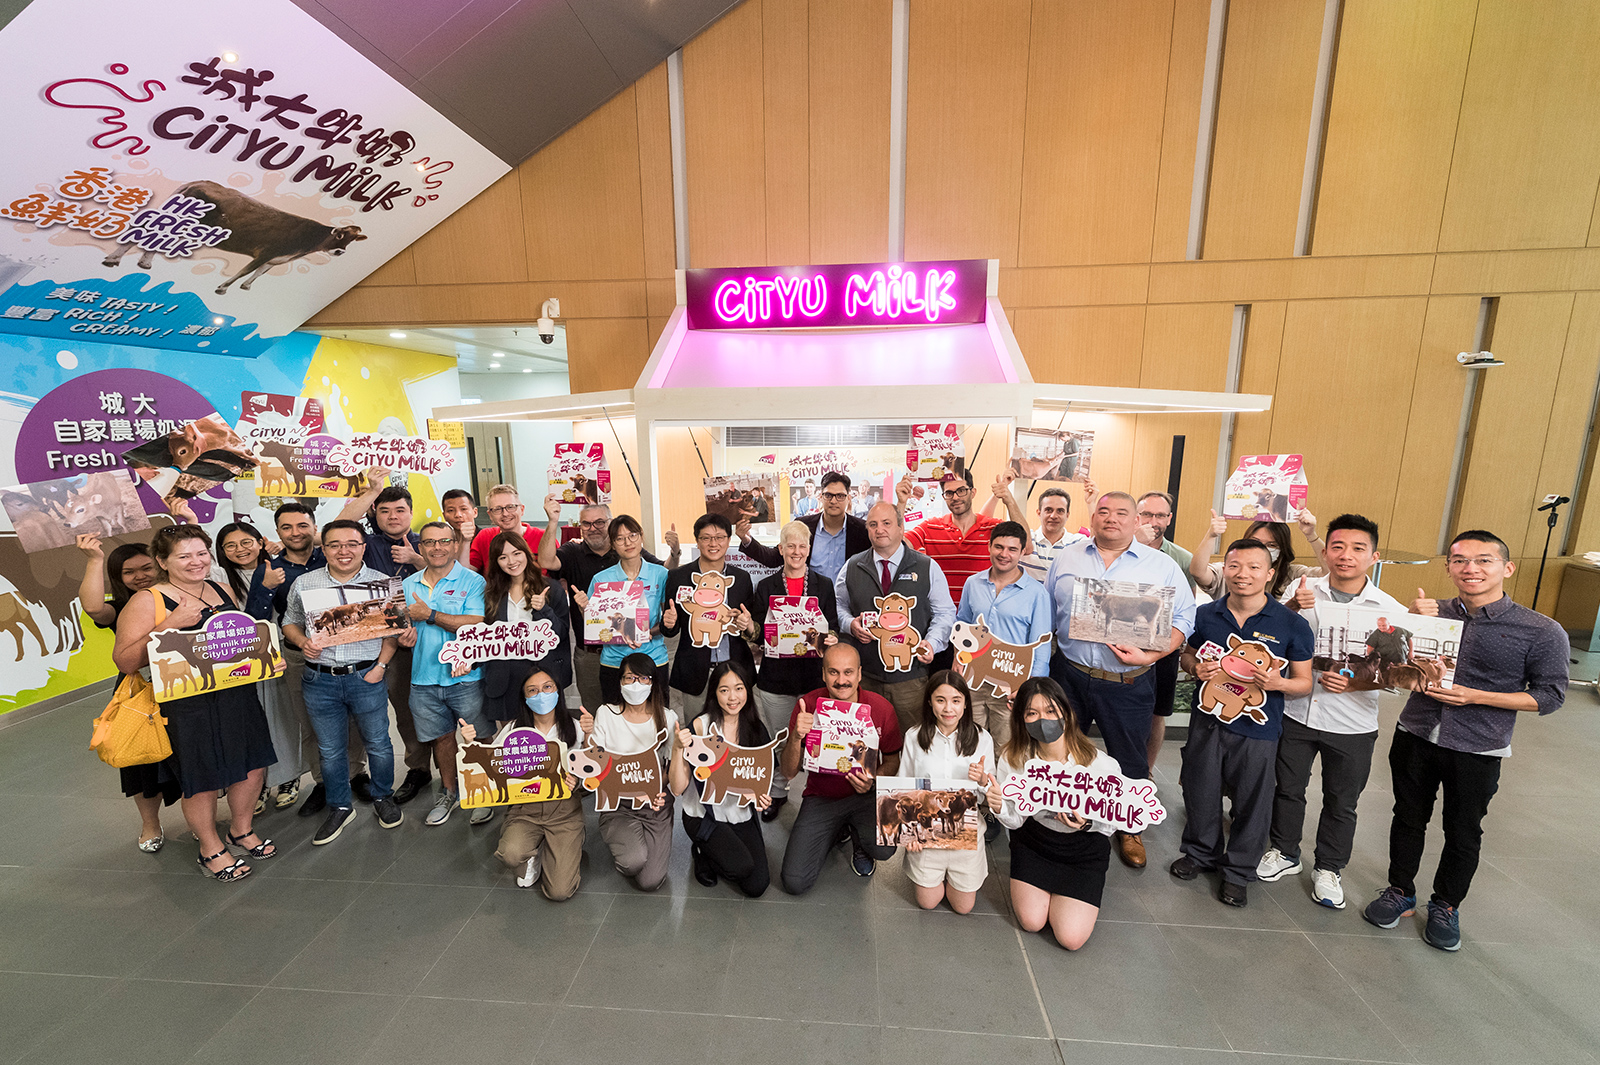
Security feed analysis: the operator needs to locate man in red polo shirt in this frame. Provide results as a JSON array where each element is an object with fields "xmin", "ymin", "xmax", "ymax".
[
  {"xmin": 902, "ymin": 468, "xmax": 1030, "ymax": 669},
  {"xmin": 468, "ymin": 483, "xmax": 543, "ymax": 575}
]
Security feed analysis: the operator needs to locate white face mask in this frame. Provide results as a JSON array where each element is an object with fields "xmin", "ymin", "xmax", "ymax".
[
  {"xmin": 1265, "ymin": 544, "xmax": 1281, "ymax": 563},
  {"xmin": 620, "ymin": 681, "xmax": 652, "ymax": 706}
]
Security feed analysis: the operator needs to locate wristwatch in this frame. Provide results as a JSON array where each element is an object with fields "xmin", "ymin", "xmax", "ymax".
[{"xmin": 428, "ymin": 608, "xmax": 438, "ymax": 626}]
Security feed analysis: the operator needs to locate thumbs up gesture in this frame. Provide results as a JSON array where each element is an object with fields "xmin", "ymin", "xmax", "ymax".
[
  {"xmin": 1208, "ymin": 508, "xmax": 1227, "ymax": 538},
  {"xmin": 1412, "ymin": 587, "xmax": 1440, "ymax": 616},
  {"xmin": 260, "ymin": 559, "xmax": 286, "ymax": 589},
  {"xmin": 662, "ymin": 598, "xmax": 678, "ymax": 628},
  {"xmin": 578, "ymin": 706, "xmax": 595, "ymax": 736},
  {"xmin": 664, "ymin": 522, "xmax": 680, "ymax": 552},
  {"xmin": 967, "ymin": 754, "xmax": 989, "ymax": 784},
  {"xmin": 1290, "ymin": 576, "xmax": 1315, "ymax": 611}
]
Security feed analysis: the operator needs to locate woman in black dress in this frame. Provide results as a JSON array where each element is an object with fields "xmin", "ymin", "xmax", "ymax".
[
  {"xmin": 480, "ymin": 529, "xmax": 572, "ymax": 722},
  {"xmin": 111, "ymin": 524, "xmax": 277, "ymax": 883},
  {"xmin": 77, "ymin": 534, "xmax": 175, "ymax": 852}
]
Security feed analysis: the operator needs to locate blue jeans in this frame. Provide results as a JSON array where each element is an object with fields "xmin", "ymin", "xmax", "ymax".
[
  {"xmin": 302, "ymin": 667, "xmax": 395, "ymax": 809},
  {"xmin": 409, "ymin": 680, "xmax": 488, "ymax": 744},
  {"xmin": 1052, "ymin": 651, "xmax": 1156, "ymax": 781}
]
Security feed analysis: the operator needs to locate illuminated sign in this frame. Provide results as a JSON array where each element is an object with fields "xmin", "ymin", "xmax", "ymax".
[{"xmin": 684, "ymin": 259, "xmax": 988, "ymax": 330}]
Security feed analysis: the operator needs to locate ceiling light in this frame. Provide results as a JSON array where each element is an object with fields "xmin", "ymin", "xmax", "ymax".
[
  {"xmin": 390, "ymin": 331, "xmax": 407, "ymax": 339},
  {"xmin": 522, "ymin": 368, "xmax": 533, "ymax": 374},
  {"xmin": 492, "ymin": 352, "xmax": 506, "ymax": 358}
]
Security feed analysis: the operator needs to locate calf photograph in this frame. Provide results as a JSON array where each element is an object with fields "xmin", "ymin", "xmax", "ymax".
[
  {"xmin": 875, "ymin": 778, "xmax": 985, "ymax": 851},
  {"xmin": 300, "ymin": 577, "xmax": 408, "ymax": 648},
  {"xmin": 1066, "ymin": 577, "xmax": 1176, "ymax": 652},
  {"xmin": 1, "ymin": 470, "xmax": 150, "ymax": 553}
]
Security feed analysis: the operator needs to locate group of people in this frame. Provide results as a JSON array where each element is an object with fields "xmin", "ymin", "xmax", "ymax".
[{"xmin": 83, "ymin": 461, "xmax": 1567, "ymax": 953}]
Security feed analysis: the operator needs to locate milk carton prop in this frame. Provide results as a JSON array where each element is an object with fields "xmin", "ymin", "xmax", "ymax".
[{"xmin": 1222, "ymin": 454, "xmax": 1308, "ymax": 522}]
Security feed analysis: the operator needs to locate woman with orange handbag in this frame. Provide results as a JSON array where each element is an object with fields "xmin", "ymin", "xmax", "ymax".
[
  {"xmin": 112, "ymin": 525, "xmax": 278, "ymax": 883},
  {"xmin": 78, "ymin": 533, "xmax": 178, "ymax": 853}
]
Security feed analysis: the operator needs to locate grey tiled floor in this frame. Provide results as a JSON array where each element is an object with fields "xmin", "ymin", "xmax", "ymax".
[{"xmin": 2, "ymin": 687, "xmax": 1597, "ymax": 1065}]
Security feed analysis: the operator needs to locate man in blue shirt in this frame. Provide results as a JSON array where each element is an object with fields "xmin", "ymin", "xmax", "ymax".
[
  {"xmin": 1044, "ymin": 491, "xmax": 1197, "ymax": 869},
  {"xmin": 954, "ymin": 520, "xmax": 1052, "ymax": 750},
  {"xmin": 1174, "ymin": 538, "xmax": 1313, "ymax": 907},
  {"xmin": 400, "ymin": 522, "xmax": 488, "ymax": 828}
]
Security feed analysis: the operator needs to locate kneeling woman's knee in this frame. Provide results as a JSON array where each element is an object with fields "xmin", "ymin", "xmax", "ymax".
[{"xmin": 1054, "ymin": 926, "xmax": 1093, "ymax": 951}]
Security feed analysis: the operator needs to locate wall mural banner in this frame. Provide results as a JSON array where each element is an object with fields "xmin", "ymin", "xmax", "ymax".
[{"xmin": 0, "ymin": 0, "xmax": 509, "ymax": 357}]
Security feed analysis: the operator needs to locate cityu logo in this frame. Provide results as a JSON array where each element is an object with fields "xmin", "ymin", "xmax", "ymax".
[{"xmin": 685, "ymin": 258, "xmax": 985, "ymax": 330}]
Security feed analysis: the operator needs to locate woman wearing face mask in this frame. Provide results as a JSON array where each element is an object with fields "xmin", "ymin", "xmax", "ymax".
[
  {"xmin": 669, "ymin": 661, "xmax": 772, "ymax": 896},
  {"xmin": 572, "ymin": 515, "xmax": 669, "ymax": 704},
  {"xmin": 986, "ymin": 676, "xmax": 1120, "ymax": 950},
  {"xmin": 481, "ymin": 530, "xmax": 572, "ymax": 723},
  {"xmin": 460, "ymin": 669, "xmax": 585, "ymax": 900},
  {"xmin": 1190, "ymin": 516, "xmax": 1322, "ymax": 599},
  {"xmin": 78, "ymin": 535, "xmax": 179, "ymax": 852},
  {"xmin": 901, "ymin": 671, "xmax": 994, "ymax": 914},
  {"xmin": 579, "ymin": 651, "xmax": 677, "ymax": 890}
]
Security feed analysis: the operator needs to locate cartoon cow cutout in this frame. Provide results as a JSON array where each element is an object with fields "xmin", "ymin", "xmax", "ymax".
[
  {"xmin": 950, "ymin": 615, "xmax": 1051, "ymax": 697},
  {"xmin": 680, "ymin": 570, "xmax": 741, "ymax": 649},
  {"xmin": 1195, "ymin": 634, "xmax": 1286, "ymax": 726},
  {"xmin": 566, "ymin": 730, "xmax": 668, "ymax": 811},
  {"xmin": 681, "ymin": 728, "xmax": 789, "ymax": 806},
  {"xmin": 868, "ymin": 593, "xmax": 921, "ymax": 672}
]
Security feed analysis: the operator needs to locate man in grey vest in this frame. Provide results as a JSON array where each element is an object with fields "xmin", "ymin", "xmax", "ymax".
[{"xmin": 834, "ymin": 501, "xmax": 956, "ymax": 734}]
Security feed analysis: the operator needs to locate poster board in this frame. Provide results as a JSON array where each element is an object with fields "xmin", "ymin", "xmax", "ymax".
[
  {"xmin": 1, "ymin": 469, "xmax": 148, "ymax": 552},
  {"xmin": 547, "ymin": 442, "xmax": 610, "ymax": 506},
  {"xmin": 949, "ymin": 616, "xmax": 1050, "ymax": 698},
  {"xmin": 427, "ymin": 419, "xmax": 466, "ymax": 448},
  {"xmin": 906, "ymin": 423, "xmax": 964, "ymax": 482},
  {"xmin": 457, "ymin": 726, "xmax": 571, "ymax": 809},
  {"xmin": 703, "ymin": 470, "xmax": 779, "ymax": 531},
  {"xmin": 1066, "ymin": 577, "xmax": 1175, "ymax": 652},
  {"xmin": 439, "ymin": 619, "xmax": 562, "ymax": 675},
  {"xmin": 326, "ymin": 433, "xmax": 454, "ymax": 477},
  {"xmin": 300, "ymin": 576, "xmax": 407, "ymax": 647},
  {"xmin": 146, "ymin": 610, "xmax": 285, "ymax": 703},
  {"xmin": 763, "ymin": 595, "xmax": 828, "ymax": 659},
  {"xmin": 875, "ymin": 777, "xmax": 985, "ymax": 850},
  {"xmin": 801, "ymin": 698, "xmax": 880, "ymax": 776},
  {"xmin": 1222, "ymin": 454, "xmax": 1307, "ymax": 522},
  {"xmin": 584, "ymin": 580, "xmax": 648, "ymax": 646},
  {"xmin": 567, "ymin": 731, "xmax": 667, "ymax": 812},
  {"xmin": 1011, "ymin": 428, "xmax": 1093, "ymax": 483},
  {"xmin": 1311, "ymin": 605, "xmax": 1463, "ymax": 692},
  {"xmin": 120, "ymin": 411, "xmax": 258, "ymax": 509},
  {"xmin": 999, "ymin": 758, "xmax": 1166, "ymax": 834},
  {"xmin": 236, "ymin": 392, "xmax": 324, "ymax": 447},
  {"xmin": 250, "ymin": 434, "xmax": 367, "ymax": 497}
]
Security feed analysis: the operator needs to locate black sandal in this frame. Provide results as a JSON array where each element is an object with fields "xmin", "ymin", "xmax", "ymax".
[
  {"xmin": 227, "ymin": 830, "xmax": 276, "ymax": 859},
  {"xmin": 197, "ymin": 848, "xmax": 251, "ymax": 882}
]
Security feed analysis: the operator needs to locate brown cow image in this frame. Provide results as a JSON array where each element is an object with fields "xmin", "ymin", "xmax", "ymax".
[
  {"xmin": 103, "ymin": 180, "xmax": 366, "ymax": 293},
  {"xmin": 681, "ymin": 728, "xmax": 788, "ymax": 807},
  {"xmin": 205, "ymin": 618, "xmax": 283, "ymax": 680},
  {"xmin": 1195, "ymin": 634, "xmax": 1284, "ymax": 726},
  {"xmin": 949, "ymin": 615, "xmax": 1050, "ymax": 698},
  {"xmin": 1078, "ymin": 580, "xmax": 1169, "ymax": 650},
  {"xmin": 567, "ymin": 730, "xmax": 667, "ymax": 812},
  {"xmin": 151, "ymin": 627, "xmax": 217, "ymax": 692},
  {"xmin": 459, "ymin": 741, "xmax": 513, "ymax": 804},
  {"xmin": 0, "ymin": 590, "xmax": 48, "ymax": 661},
  {"xmin": 680, "ymin": 570, "xmax": 739, "ymax": 649},
  {"xmin": 867, "ymin": 593, "xmax": 921, "ymax": 672}
]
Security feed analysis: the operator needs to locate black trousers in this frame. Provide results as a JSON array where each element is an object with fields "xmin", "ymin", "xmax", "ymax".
[
  {"xmin": 1179, "ymin": 713, "xmax": 1276, "ymax": 885},
  {"xmin": 780, "ymin": 791, "xmax": 895, "ymax": 895},
  {"xmin": 1385, "ymin": 726, "xmax": 1501, "ymax": 908},
  {"xmin": 1270, "ymin": 716, "xmax": 1377, "ymax": 873},
  {"xmin": 1052, "ymin": 651, "xmax": 1156, "ymax": 781},
  {"xmin": 682, "ymin": 811, "xmax": 770, "ymax": 897}
]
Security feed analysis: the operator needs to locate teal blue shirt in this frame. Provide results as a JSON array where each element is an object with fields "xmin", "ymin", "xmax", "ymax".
[
  {"xmin": 401, "ymin": 562, "xmax": 487, "ymax": 687},
  {"xmin": 589, "ymin": 560, "xmax": 670, "ymax": 667}
]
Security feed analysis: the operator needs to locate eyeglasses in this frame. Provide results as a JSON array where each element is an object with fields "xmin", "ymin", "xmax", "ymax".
[
  {"xmin": 1136, "ymin": 511, "xmax": 1170, "ymax": 520},
  {"xmin": 419, "ymin": 537, "xmax": 454, "ymax": 548},
  {"xmin": 579, "ymin": 519, "xmax": 610, "ymax": 530},
  {"xmin": 942, "ymin": 486, "xmax": 972, "ymax": 499},
  {"xmin": 324, "ymin": 540, "xmax": 363, "ymax": 551},
  {"xmin": 487, "ymin": 504, "xmax": 522, "ymax": 515},
  {"xmin": 222, "ymin": 539, "xmax": 257, "ymax": 552},
  {"xmin": 821, "ymin": 491, "xmax": 849, "ymax": 501},
  {"xmin": 614, "ymin": 531, "xmax": 642, "ymax": 544},
  {"xmin": 1447, "ymin": 556, "xmax": 1502, "ymax": 568},
  {"xmin": 697, "ymin": 533, "xmax": 729, "ymax": 544}
]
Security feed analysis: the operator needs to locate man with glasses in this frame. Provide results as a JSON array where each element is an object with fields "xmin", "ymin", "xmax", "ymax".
[
  {"xmin": 400, "ymin": 521, "xmax": 489, "ymax": 827},
  {"xmin": 1134, "ymin": 491, "xmax": 1197, "ymax": 768},
  {"xmin": 538, "ymin": 496, "xmax": 678, "ymax": 711},
  {"xmin": 280, "ymin": 520, "xmax": 405, "ymax": 845},
  {"xmin": 738, "ymin": 471, "xmax": 869, "ymax": 581},
  {"xmin": 662, "ymin": 513, "xmax": 758, "ymax": 718},
  {"xmin": 1363, "ymin": 530, "xmax": 1568, "ymax": 952},
  {"xmin": 903, "ymin": 468, "xmax": 1030, "ymax": 670},
  {"xmin": 468, "ymin": 484, "xmax": 543, "ymax": 576}
]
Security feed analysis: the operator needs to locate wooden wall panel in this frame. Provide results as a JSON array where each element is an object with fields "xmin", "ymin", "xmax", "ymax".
[
  {"xmin": 684, "ymin": 2, "xmax": 767, "ymax": 267},
  {"xmin": 1201, "ymin": 0, "xmax": 1323, "ymax": 260},
  {"xmin": 1519, "ymin": 292, "xmax": 1600, "ymax": 557},
  {"xmin": 1386, "ymin": 296, "xmax": 1479, "ymax": 556},
  {"xmin": 361, "ymin": 246, "xmax": 415, "ymax": 287},
  {"xmin": 1311, "ymin": 0, "xmax": 1474, "ymax": 256},
  {"xmin": 1017, "ymin": 0, "xmax": 1174, "ymax": 267},
  {"xmin": 519, "ymin": 88, "xmax": 646, "ymax": 281},
  {"xmin": 565, "ymin": 317, "xmax": 651, "ymax": 394},
  {"xmin": 903, "ymin": 0, "xmax": 1030, "ymax": 265},
  {"xmin": 1150, "ymin": 0, "xmax": 1213, "ymax": 262},
  {"xmin": 1438, "ymin": 0, "xmax": 1600, "ymax": 252},
  {"xmin": 807, "ymin": 0, "xmax": 891, "ymax": 264},
  {"xmin": 1229, "ymin": 300, "xmax": 1286, "ymax": 466},
  {"xmin": 1455, "ymin": 293, "xmax": 1577, "ymax": 557},
  {"xmin": 411, "ymin": 170, "xmax": 529, "ymax": 286},
  {"xmin": 1268, "ymin": 298, "xmax": 1429, "ymax": 539},
  {"xmin": 1011, "ymin": 306, "xmax": 1146, "ymax": 388},
  {"xmin": 635, "ymin": 63, "xmax": 677, "ymax": 278},
  {"xmin": 763, "ymin": 0, "xmax": 812, "ymax": 265}
]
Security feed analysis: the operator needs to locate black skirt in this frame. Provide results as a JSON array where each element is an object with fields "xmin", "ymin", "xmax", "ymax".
[
  {"xmin": 1008, "ymin": 817, "xmax": 1112, "ymax": 906},
  {"xmin": 118, "ymin": 759, "xmax": 182, "ymax": 805},
  {"xmin": 164, "ymin": 683, "xmax": 277, "ymax": 798}
]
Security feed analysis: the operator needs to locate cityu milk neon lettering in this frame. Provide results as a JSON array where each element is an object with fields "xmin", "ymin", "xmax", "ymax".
[{"xmin": 711, "ymin": 266, "xmax": 959, "ymax": 326}]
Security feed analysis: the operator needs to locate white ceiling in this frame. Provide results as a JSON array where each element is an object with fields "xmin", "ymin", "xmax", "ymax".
[{"xmin": 304, "ymin": 324, "xmax": 570, "ymax": 375}]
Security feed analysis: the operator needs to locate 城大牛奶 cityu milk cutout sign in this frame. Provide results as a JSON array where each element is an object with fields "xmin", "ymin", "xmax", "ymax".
[
  {"xmin": 683, "ymin": 259, "xmax": 990, "ymax": 330},
  {"xmin": 0, "ymin": 0, "xmax": 508, "ymax": 358}
]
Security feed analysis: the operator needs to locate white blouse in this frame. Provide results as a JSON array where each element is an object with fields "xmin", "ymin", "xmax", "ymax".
[
  {"xmin": 591, "ymin": 703, "xmax": 677, "ymax": 762},
  {"xmin": 899, "ymin": 725, "xmax": 995, "ymax": 783}
]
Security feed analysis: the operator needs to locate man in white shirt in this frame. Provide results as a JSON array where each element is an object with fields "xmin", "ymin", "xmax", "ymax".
[{"xmin": 1256, "ymin": 514, "xmax": 1403, "ymax": 910}]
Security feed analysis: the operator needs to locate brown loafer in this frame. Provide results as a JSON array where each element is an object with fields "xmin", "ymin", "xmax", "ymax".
[{"xmin": 1117, "ymin": 831, "xmax": 1147, "ymax": 868}]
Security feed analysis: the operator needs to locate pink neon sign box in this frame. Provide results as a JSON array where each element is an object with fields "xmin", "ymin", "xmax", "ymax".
[{"xmin": 683, "ymin": 259, "xmax": 988, "ymax": 331}]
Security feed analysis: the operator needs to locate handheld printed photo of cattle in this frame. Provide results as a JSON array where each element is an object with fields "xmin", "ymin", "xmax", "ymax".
[
  {"xmin": 300, "ymin": 577, "xmax": 408, "ymax": 648},
  {"xmin": 585, "ymin": 580, "xmax": 649, "ymax": 646},
  {"xmin": 248, "ymin": 434, "xmax": 369, "ymax": 498},
  {"xmin": 1067, "ymin": 577, "xmax": 1175, "ymax": 652},
  {"xmin": 547, "ymin": 442, "xmax": 610, "ymax": 506},
  {"xmin": 119, "ymin": 412, "xmax": 259, "ymax": 512},
  {"xmin": 950, "ymin": 615, "xmax": 1051, "ymax": 698},
  {"xmin": 566, "ymin": 729, "xmax": 668, "ymax": 812},
  {"xmin": 763, "ymin": 595, "xmax": 829, "ymax": 658},
  {"xmin": 1312, "ymin": 604, "xmax": 1463, "ymax": 693},
  {"xmin": 457, "ymin": 725, "xmax": 570, "ymax": 809},
  {"xmin": 1000, "ymin": 759, "xmax": 1166, "ymax": 835},
  {"xmin": 703, "ymin": 470, "xmax": 780, "ymax": 533},
  {"xmin": 875, "ymin": 777, "xmax": 985, "ymax": 850},
  {"xmin": 145, "ymin": 609, "xmax": 285, "ymax": 703},
  {"xmin": 1, "ymin": 470, "xmax": 150, "ymax": 553},
  {"xmin": 802, "ymin": 698, "xmax": 880, "ymax": 776},
  {"xmin": 683, "ymin": 727, "xmax": 789, "ymax": 807},
  {"xmin": 1010, "ymin": 427, "xmax": 1094, "ymax": 483}
]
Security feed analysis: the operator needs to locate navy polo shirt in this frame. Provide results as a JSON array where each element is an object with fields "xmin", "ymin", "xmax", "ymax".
[{"xmin": 1187, "ymin": 596, "xmax": 1314, "ymax": 741}]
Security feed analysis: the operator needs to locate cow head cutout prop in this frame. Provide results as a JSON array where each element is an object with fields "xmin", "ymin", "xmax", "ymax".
[
  {"xmin": 681, "ymin": 727, "xmax": 789, "ymax": 807},
  {"xmin": 566, "ymin": 729, "xmax": 668, "ymax": 811},
  {"xmin": 950, "ymin": 614, "xmax": 1051, "ymax": 698},
  {"xmin": 1196, "ymin": 633, "xmax": 1288, "ymax": 726},
  {"xmin": 867, "ymin": 592, "xmax": 921, "ymax": 672}
]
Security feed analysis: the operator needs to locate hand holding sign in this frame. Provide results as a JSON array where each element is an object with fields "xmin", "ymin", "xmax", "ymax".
[
  {"xmin": 75, "ymin": 533, "xmax": 104, "ymax": 559},
  {"xmin": 544, "ymin": 493, "xmax": 562, "ymax": 521}
]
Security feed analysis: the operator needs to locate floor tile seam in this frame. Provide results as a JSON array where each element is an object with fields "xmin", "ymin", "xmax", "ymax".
[
  {"xmin": 405, "ymin": 882, "xmax": 500, "ymax": 997},
  {"xmin": 553, "ymin": 893, "xmax": 614, "ymax": 1012},
  {"xmin": 1456, "ymin": 944, "xmax": 1600, "ymax": 1065},
  {"xmin": 558, "ymin": 1002, "xmax": 1057, "ymax": 1039},
  {"xmin": 1147, "ymin": 917, "xmax": 1238, "ymax": 1054},
  {"xmin": 1297, "ymin": 927, "xmax": 1423, "ymax": 1065},
  {"xmin": 253, "ymin": 878, "xmax": 383, "ymax": 991},
  {"xmin": 1012, "ymin": 925, "xmax": 1058, "ymax": 1042},
  {"xmin": 1055, "ymin": 1037, "xmax": 1417, "ymax": 1065}
]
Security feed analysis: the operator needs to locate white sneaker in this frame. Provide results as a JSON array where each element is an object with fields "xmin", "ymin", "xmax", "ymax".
[
  {"xmin": 469, "ymin": 805, "xmax": 495, "ymax": 826},
  {"xmin": 1256, "ymin": 847, "xmax": 1302, "ymax": 882},
  {"xmin": 1312, "ymin": 868, "xmax": 1346, "ymax": 909},
  {"xmin": 425, "ymin": 791, "xmax": 458, "ymax": 826},
  {"xmin": 515, "ymin": 853, "xmax": 541, "ymax": 888}
]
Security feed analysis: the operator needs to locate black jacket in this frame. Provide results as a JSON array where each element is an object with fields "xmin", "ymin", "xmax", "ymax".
[
  {"xmin": 739, "ymin": 512, "xmax": 872, "ymax": 569},
  {"xmin": 661, "ymin": 561, "xmax": 756, "ymax": 695},
  {"xmin": 481, "ymin": 580, "xmax": 572, "ymax": 720},
  {"xmin": 749, "ymin": 569, "xmax": 840, "ymax": 696}
]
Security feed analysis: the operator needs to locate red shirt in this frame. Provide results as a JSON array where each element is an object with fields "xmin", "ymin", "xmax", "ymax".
[
  {"xmin": 906, "ymin": 514, "xmax": 997, "ymax": 603},
  {"xmin": 790, "ymin": 688, "xmax": 904, "ymax": 800},
  {"xmin": 469, "ymin": 524, "xmax": 543, "ymax": 575},
  {"xmin": 784, "ymin": 575, "xmax": 806, "ymax": 598}
]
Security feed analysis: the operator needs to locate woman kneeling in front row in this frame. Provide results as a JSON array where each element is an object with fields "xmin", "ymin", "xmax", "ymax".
[
  {"xmin": 900, "ymin": 671, "xmax": 993, "ymax": 913},
  {"xmin": 988, "ymin": 676, "xmax": 1120, "ymax": 950}
]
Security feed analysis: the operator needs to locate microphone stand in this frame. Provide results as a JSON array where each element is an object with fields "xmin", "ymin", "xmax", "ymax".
[{"xmin": 1532, "ymin": 497, "xmax": 1566, "ymax": 612}]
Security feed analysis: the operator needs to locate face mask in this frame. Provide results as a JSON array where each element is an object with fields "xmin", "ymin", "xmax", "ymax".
[
  {"xmin": 620, "ymin": 681, "xmax": 652, "ymax": 706},
  {"xmin": 1026, "ymin": 717, "xmax": 1065, "ymax": 743},
  {"xmin": 525, "ymin": 691, "xmax": 560, "ymax": 715}
]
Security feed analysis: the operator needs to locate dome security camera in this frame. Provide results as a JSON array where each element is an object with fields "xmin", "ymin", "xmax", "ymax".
[{"xmin": 538, "ymin": 298, "xmax": 560, "ymax": 344}]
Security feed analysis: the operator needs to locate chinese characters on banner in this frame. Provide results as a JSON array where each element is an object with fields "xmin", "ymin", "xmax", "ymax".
[{"xmin": 325, "ymin": 433, "xmax": 454, "ymax": 477}]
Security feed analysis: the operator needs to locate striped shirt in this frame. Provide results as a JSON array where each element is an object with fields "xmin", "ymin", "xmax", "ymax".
[{"xmin": 907, "ymin": 514, "xmax": 999, "ymax": 604}]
